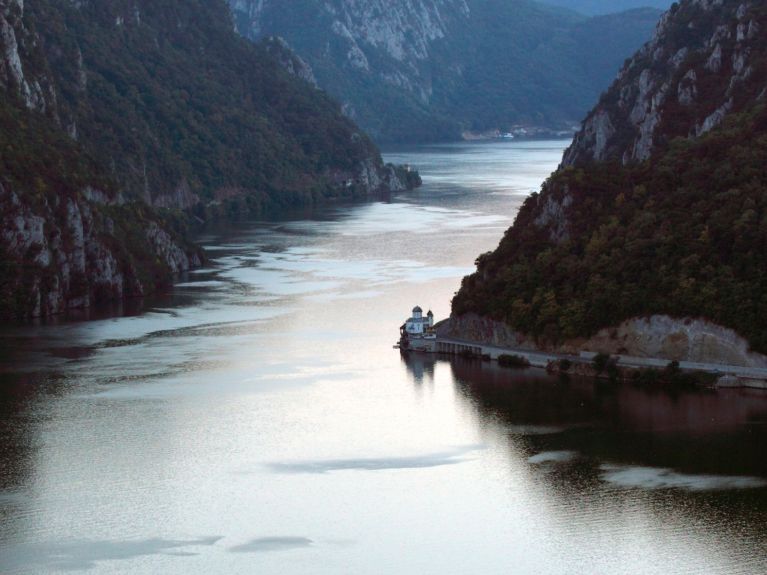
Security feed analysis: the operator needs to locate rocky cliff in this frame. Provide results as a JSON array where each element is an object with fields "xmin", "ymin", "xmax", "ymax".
[
  {"xmin": 0, "ymin": 0, "xmax": 415, "ymax": 318},
  {"xmin": 452, "ymin": 0, "xmax": 767, "ymax": 366},
  {"xmin": 20, "ymin": 0, "xmax": 411, "ymax": 209},
  {"xmin": 563, "ymin": 0, "xmax": 766, "ymax": 165},
  {"xmin": 229, "ymin": 0, "xmax": 664, "ymax": 142},
  {"xmin": 0, "ymin": 179, "xmax": 202, "ymax": 319}
]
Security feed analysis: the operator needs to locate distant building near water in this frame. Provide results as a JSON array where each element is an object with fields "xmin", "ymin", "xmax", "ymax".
[
  {"xmin": 404, "ymin": 306, "xmax": 434, "ymax": 336},
  {"xmin": 398, "ymin": 306, "xmax": 437, "ymax": 352}
]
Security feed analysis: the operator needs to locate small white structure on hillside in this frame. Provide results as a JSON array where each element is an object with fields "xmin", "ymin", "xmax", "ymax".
[{"xmin": 404, "ymin": 306, "xmax": 435, "ymax": 337}]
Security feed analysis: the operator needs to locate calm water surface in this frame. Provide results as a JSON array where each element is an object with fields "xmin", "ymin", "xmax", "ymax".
[{"xmin": 1, "ymin": 140, "xmax": 767, "ymax": 574}]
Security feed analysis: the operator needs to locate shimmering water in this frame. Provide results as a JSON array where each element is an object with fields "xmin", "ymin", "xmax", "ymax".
[{"xmin": 1, "ymin": 140, "xmax": 767, "ymax": 574}]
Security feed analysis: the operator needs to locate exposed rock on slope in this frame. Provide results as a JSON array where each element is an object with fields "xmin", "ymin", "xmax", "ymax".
[
  {"xmin": 580, "ymin": 317, "xmax": 767, "ymax": 368},
  {"xmin": 0, "ymin": 0, "xmax": 415, "ymax": 318},
  {"xmin": 452, "ymin": 0, "xmax": 767, "ymax": 365},
  {"xmin": 229, "ymin": 0, "xmax": 664, "ymax": 142},
  {"xmin": 0, "ymin": 180, "xmax": 202, "ymax": 318},
  {"xmin": 564, "ymin": 0, "xmax": 767, "ymax": 165},
  {"xmin": 13, "ymin": 0, "xmax": 410, "ymax": 212}
]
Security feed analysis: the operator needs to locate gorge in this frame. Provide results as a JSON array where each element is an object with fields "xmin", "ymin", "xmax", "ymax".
[{"xmin": 229, "ymin": 0, "xmax": 667, "ymax": 142}]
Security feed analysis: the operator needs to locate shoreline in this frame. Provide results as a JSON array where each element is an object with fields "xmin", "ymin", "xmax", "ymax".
[{"xmin": 403, "ymin": 335, "xmax": 767, "ymax": 390}]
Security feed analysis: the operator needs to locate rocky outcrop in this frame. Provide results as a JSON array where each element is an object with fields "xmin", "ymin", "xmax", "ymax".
[
  {"xmin": 0, "ymin": 181, "xmax": 201, "ymax": 318},
  {"xmin": 0, "ymin": 0, "xmax": 206, "ymax": 318},
  {"xmin": 263, "ymin": 36, "xmax": 317, "ymax": 86},
  {"xmin": 0, "ymin": 0, "xmax": 51, "ymax": 112},
  {"xmin": 575, "ymin": 316, "xmax": 767, "ymax": 368},
  {"xmin": 563, "ymin": 0, "xmax": 766, "ymax": 166},
  {"xmin": 229, "ymin": 0, "xmax": 663, "ymax": 142},
  {"xmin": 231, "ymin": 0, "xmax": 468, "ymax": 114},
  {"xmin": 437, "ymin": 314, "xmax": 538, "ymax": 351}
]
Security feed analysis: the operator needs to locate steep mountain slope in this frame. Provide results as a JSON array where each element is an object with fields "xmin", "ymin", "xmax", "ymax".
[
  {"xmin": 26, "ymin": 0, "xmax": 411, "ymax": 211},
  {"xmin": 0, "ymin": 0, "xmax": 414, "ymax": 318},
  {"xmin": 229, "ymin": 0, "xmax": 663, "ymax": 143},
  {"xmin": 542, "ymin": 0, "xmax": 672, "ymax": 16},
  {"xmin": 452, "ymin": 0, "xmax": 767, "ymax": 364}
]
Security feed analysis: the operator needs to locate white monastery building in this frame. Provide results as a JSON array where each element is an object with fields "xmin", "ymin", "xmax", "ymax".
[{"xmin": 403, "ymin": 306, "xmax": 435, "ymax": 337}]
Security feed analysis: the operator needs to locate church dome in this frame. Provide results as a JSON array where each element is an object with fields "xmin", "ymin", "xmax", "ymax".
[{"xmin": 413, "ymin": 306, "xmax": 423, "ymax": 313}]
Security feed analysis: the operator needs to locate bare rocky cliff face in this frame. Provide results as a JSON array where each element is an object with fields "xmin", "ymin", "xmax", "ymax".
[
  {"xmin": 0, "ymin": 0, "xmax": 50, "ymax": 112},
  {"xmin": 0, "ymin": 182, "xmax": 202, "ymax": 318},
  {"xmin": 229, "ymin": 0, "xmax": 468, "ymax": 142},
  {"xmin": 563, "ymin": 0, "xmax": 766, "ymax": 166},
  {"xmin": 231, "ymin": 0, "xmax": 468, "ymax": 105}
]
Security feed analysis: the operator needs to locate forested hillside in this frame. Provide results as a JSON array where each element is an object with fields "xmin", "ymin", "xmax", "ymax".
[
  {"xmin": 0, "ymin": 0, "xmax": 415, "ymax": 318},
  {"xmin": 453, "ymin": 0, "xmax": 767, "ymax": 356},
  {"xmin": 230, "ymin": 0, "xmax": 664, "ymax": 142}
]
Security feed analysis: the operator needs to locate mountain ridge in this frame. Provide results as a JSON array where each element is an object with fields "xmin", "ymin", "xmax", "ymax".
[
  {"xmin": 451, "ymin": 0, "xmax": 767, "ymax": 363},
  {"xmin": 0, "ymin": 0, "xmax": 417, "ymax": 319},
  {"xmin": 229, "ymin": 0, "xmax": 665, "ymax": 143}
]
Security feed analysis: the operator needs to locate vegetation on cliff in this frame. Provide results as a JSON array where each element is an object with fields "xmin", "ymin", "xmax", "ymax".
[
  {"xmin": 453, "ymin": 0, "xmax": 767, "ymax": 354},
  {"xmin": 1, "ymin": 0, "xmax": 415, "ymax": 318},
  {"xmin": 23, "ymin": 0, "xmax": 402, "ymax": 210},
  {"xmin": 230, "ymin": 0, "xmax": 664, "ymax": 143},
  {"xmin": 456, "ymin": 98, "xmax": 767, "ymax": 354},
  {"xmin": 0, "ymin": 96, "xmax": 201, "ymax": 318}
]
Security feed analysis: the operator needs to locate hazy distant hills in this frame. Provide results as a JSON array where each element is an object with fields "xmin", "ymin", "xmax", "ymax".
[
  {"xmin": 453, "ymin": 0, "xmax": 767, "ymax": 359},
  {"xmin": 541, "ymin": 0, "xmax": 672, "ymax": 16},
  {"xmin": 230, "ymin": 0, "xmax": 665, "ymax": 143}
]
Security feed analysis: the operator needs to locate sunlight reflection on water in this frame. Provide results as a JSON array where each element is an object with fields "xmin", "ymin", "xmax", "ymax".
[{"xmin": 1, "ymin": 141, "xmax": 766, "ymax": 575}]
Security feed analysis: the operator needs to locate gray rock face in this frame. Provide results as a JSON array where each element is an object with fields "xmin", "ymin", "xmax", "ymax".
[
  {"xmin": 533, "ymin": 186, "xmax": 573, "ymax": 244},
  {"xmin": 229, "ymin": 0, "xmax": 663, "ymax": 142},
  {"xmin": 231, "ymin": 0, "xmax": 468, "ymax": 107},
  {"xmin": 263, "ymin": 36, "xmax": 317, "ymax": 86},
  {"xmin": 0, "ymin": 0, "xmax": 50, "ymax": 112},
  {"xmin": 563, "ymin": 0, "xmax": 763, "ymax": 167},
  {"xmin": 0, "ymin": 182, "xmax": 201, "ymax": 318},
  {"xmin": 0, "ymin": 0, "xmax": 204, "ymax": 318},
  {"xmin": 578, "ymin": 316, "xmax": 767, "ymax": 368},
  {"xmin": 234, "ymin": 0, "xmax": 467, "ymax": 66},
  {"xmin": 437, "ymin": 313, "xmax": 538, "ymax": 352}
]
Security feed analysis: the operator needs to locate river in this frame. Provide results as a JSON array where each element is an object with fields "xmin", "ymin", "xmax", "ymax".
[{"xmin": 1, "ymin": 140, "xmax": 766, "ymax": 574}]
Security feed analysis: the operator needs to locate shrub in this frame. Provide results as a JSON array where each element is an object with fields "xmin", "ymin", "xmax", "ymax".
[
  {"xmin": 592, "ymin": 353, "xmax": 612, "ymax": 374},
  {"xmin": 498, "ymin": 354, "xmax": 531, "ymax": 368}
]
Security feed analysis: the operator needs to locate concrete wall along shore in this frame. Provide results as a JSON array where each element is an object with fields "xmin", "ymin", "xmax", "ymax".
[{"xmin": 420, "ymin": 336, "xmax": 767, "ymax": 391}]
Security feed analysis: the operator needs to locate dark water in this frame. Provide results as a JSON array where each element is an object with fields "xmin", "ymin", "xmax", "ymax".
[{"xmin": 1, "ymin": 140, "xmax": 766, "ymax": 574}]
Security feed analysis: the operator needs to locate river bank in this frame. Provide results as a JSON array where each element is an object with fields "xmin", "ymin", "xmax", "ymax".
[
  {"xmin": 2, "ymin": 140, "xmax": 766, "ymax": 575},
  {"xmin": 436, "ymin": 314, "xmax": 767, "ymax": 390}
]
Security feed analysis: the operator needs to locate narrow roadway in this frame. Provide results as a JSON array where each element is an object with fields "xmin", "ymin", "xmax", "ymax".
[{"xmin": 437, "ymin": 337, "xmax": 767, "ymax": 384}]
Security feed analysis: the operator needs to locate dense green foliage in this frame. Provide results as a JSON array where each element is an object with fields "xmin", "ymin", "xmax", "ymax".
[
  {"xmin": 231, "ymin": 0, "xmax": 663, "ymax": 143},
  {"xmin": 453, "ymin": 104, "xmax": 767, "ymax": 353},
  {"xmin": 25, "ymin": 0, "xmax": 386, "ymax": 207},
  {"xmin": 0, "ymin": 96, "xmax": 200, "ymax": 317}
]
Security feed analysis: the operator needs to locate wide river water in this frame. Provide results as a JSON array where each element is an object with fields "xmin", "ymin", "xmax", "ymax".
[{"xmin": 2, "ymin": 140, "xmax": 767, "ymax": 574}]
